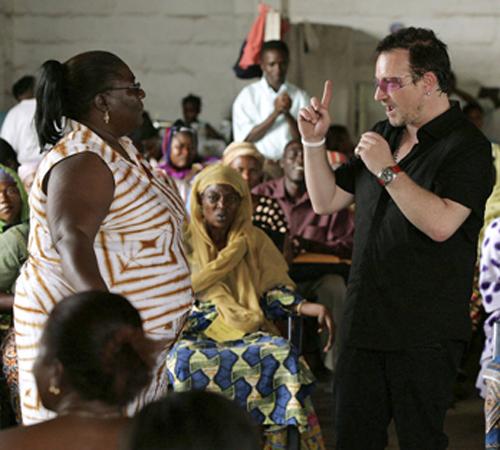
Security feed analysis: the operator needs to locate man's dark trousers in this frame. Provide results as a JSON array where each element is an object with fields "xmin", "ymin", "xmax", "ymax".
[{"xmin": 334, "ymin": 341, "xmax": 464, "ymax": 450}]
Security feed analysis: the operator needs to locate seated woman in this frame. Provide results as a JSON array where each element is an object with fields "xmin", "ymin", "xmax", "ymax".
[
  {"xmin": 0, "ymin": 291, "xmax": 157, "ymax": 450},
  {"xmin": 0, "ymin": 164, "xmax": 29, "ymax": 427},
  {"xmin": 167, "ymin": 164, "xmax": 333, "ymax": 450},
  {"xmin": 157, "ymin": 126, "xmax": 210, "ymax": 204},
  {"xmin": 222, "ymin": 142, "xmax": 288, "ymax": 251},
  {"xmin": 124, "ymin": 391, "xmax": 260, "ymax": 450}
]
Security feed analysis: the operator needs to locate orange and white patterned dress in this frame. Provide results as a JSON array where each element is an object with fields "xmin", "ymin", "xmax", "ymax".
[{"xmin": 14, "ymin": 121, "xmax": 193, "ymax": 424}]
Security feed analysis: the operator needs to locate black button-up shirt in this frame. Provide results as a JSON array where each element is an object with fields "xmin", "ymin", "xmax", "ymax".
[{"xmin": 335, "ymin": 103, "xmax": 494, "ymax": 350}]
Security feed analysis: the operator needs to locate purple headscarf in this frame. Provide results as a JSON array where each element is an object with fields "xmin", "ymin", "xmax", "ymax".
[{"xmin": 158, "ymin": 126, "xmax": 198, "ymax": 180}]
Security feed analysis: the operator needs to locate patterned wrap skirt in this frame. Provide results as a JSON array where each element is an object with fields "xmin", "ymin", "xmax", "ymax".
[{"xmin": 167, "ymin": 299, "xmax": 325, "ymax": 450}]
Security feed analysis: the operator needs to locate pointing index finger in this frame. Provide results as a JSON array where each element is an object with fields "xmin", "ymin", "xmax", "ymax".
[{"xmin": 321, "ymin": 80, "xmax": 333, "ymax": 108}]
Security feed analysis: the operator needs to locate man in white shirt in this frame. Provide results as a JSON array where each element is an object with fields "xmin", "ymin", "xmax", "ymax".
[
  {"xmin": 1, "ymin": 77, "xmax": 41, "ymax": 190},
  {"xmin": 232, "ymin": 40, "xmax": 310, "ymax": 162}
]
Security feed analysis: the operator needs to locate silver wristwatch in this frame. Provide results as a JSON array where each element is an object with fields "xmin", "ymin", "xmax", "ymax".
[{"xmin": 376, "ymin": 165, "xmax": 402, "ymax": 187}]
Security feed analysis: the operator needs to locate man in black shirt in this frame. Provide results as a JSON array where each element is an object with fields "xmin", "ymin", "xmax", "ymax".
[{"xmin": 298, "ymin": 27, "xmax": 494, "ymax": 449}]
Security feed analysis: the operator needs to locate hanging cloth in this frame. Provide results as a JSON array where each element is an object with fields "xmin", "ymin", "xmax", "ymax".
[{"xmin": 232, "ymin": 4, "xmax": 288, "ymax": 79}]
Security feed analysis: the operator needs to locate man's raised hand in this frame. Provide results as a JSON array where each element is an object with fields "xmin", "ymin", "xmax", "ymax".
[{"xmin": 298, "ymin": 80, "xmax": 333, "ymax": 143}]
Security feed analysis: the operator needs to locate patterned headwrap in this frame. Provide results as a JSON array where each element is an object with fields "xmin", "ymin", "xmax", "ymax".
[
  {"xmin": 158, "ymin": 126, "xmax": 198, "ymax": 179},
  {"xmin": 222, "ymin": 141, "xmax": 265, "ymax": 167}
]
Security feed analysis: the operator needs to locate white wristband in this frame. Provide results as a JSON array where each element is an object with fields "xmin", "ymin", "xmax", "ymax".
[{"xmin": 301, "ymin": 137, "xmax": 326, "ymax": 148}]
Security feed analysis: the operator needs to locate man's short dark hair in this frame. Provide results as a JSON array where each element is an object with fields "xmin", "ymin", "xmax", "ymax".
[
  {"xmin": 260, "ymin": 40, "xmax": 289, "ymax": 60},
  {"xmin": 376, "ymin": 27, "xmax": 452, "ymax": 94},
  {"xmin": 284, "ymin": 138, "xmax": 302, "ymax": 153},
  {"xmin": 182, "ymin": 94, "xmax": 201, "ymax": 110},
  {"xmin": 12, "ymin": 75, "xmax": 35, "ymax": 100}
]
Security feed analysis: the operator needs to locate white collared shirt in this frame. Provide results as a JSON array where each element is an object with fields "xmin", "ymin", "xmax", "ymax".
[
  {"xmin": 0, "ymin": 98, "xmax": 41, "ymax": 165},
  {"xmin": 232, "ymin": 77, "xmax": 310, "ymax": 160}
]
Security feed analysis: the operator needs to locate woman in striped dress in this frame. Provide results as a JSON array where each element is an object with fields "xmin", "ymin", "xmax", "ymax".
[{"xmin": 14, "ymin": 51, "xmax": 193, "ymax": 424}]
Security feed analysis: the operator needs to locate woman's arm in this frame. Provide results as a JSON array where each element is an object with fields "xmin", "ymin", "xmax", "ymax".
[
  {"xmin": 46, "ymin": 152, "xmax": 115, "ymax": 291},
  {"xmin": 294, "ymin": 301, "xmax": 335, "ymax": 352}
]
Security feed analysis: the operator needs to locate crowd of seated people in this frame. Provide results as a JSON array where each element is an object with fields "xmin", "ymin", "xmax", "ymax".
[
  {"xmin": 167, "ymin": 164, "xmax": 333, "ymax": 449},
  {"xmin": 0, "ymin": 40, "xmax": 358, "ymax": 450},
  {"xmin": 1, "ymin": 33, "xmax": 497, "ymax": 450},
  {"xmin": 253, "ymin": 139, "xmax": 354, "ymax": 377},
  {"xmin": 0, "ymin": 45, "xmax": 348, "ymax": 450}
]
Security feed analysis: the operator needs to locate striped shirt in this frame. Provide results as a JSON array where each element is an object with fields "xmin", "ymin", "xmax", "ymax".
[{"xmin": 15, "ymin": 121, "xmax": 193, "ymax": 424}]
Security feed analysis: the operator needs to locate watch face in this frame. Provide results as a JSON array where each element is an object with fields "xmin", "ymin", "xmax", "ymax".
[{"xmin": 381, "ymin": 168, "xmax": 394, "ymax": 184}]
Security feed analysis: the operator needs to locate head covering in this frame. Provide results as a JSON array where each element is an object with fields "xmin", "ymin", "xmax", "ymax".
[
  {"xmin": 222, "ymin": 142, "xmax": 265, "ymax": 167},
  {"xmin": 158, "ymin": 126, "xmax": 198, "ymax": 180},
  {"xmin": 0, "ymin": 164, "xmax": 29, "ymax": 232},
  {"xmin": 185, "ymin": 163, "xmax": 294, "ymax": 334}
]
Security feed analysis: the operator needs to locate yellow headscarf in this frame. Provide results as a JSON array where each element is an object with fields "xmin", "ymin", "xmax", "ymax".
[{"xmin": 185, "ymin": 163, "xmax": 294, "ymax": 334}]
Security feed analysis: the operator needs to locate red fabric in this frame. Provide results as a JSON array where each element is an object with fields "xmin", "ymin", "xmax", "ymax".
[
  {"xmin": 239, "ymin": 3, "xmax": 270, "ymax": 69},
  {"xmin": 327, "ymin": 151, "xmax": 348, "ymax": 166}
]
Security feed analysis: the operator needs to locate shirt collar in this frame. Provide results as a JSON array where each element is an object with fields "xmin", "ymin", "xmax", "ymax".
[
  {"xmin": 259, "ymin": 77, "xmax": 288, "ymax": 94},
  {"xmin": 276, "ymin": 177, "xmax": 310, "ymax": 205},
  {"xmin": 416, "ymin": 101, "xmax": 463, "ymax": 142},
  {"xmin": 274, "ymin": 177, "xmax": 287, "ymax": 199}
]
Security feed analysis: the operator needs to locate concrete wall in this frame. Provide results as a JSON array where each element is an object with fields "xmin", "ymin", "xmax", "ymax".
[
  {"xmin": 290, "ymin": 0, "xmax": 500, "ymax": 86},
  {"xmin": 3, "ymin": 0, "xmax": 269, "ymax": 126},
  {"xmin": 290, "ymin": 0, "xmax": 500, "ymax": 139},
  {"xmin": 0, "ymin": 0, "xmax": 13, "ymax": 110}
]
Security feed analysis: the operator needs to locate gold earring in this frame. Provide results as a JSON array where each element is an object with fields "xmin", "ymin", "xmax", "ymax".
[
  {"xmin": 104, "ymin": 110, "xmax": 110, "ymax": 124},
  {"xmin": 49, "ymin": 383, "xmax": 60, "ymax": 396}
]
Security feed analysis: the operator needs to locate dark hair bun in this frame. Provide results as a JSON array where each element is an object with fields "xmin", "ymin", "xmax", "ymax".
[
  {"xmin": 42, "ymin": 291, "xmax": 157, "ymax": 407},
  {"xmin": 100, "ymin": 326, "xmax": 157, "ymax": 406}
]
